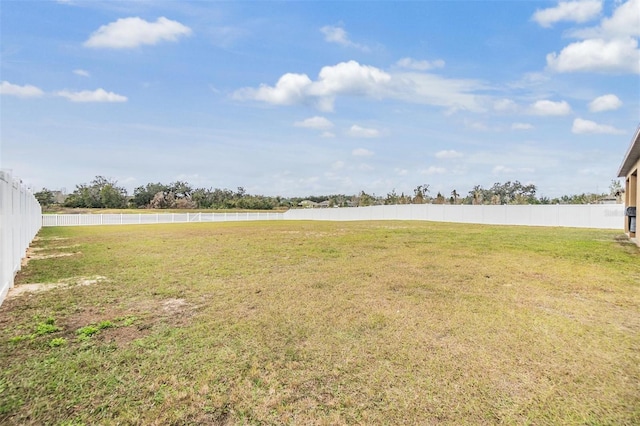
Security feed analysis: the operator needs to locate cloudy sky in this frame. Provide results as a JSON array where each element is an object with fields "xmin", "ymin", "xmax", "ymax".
[{"xmin": 1, "ymin": 0, "xmax": 638, "ymax": 198}]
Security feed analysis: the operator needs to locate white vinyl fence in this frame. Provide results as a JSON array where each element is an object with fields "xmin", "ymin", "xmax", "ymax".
[
  {"xmin": 42, "ymin": 211, "xmax": 285, "ymax": 227},
  {"xmin": 42, "ymin": 204, "xmax": 624, "ymax": 229},
  {"xmin": 1, "ymin": 171, "xmax": 42, "ymax": 304},
  {"xmin": 283, "ymin": 203, "xmax": 625, "ymax": 229}
]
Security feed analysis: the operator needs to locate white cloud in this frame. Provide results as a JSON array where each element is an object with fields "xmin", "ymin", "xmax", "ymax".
[
  {"xmin": 352, "ymin": 148, "xmax": 374, "ymax": 157},
  {"xmin": 235, "ymin": 72, "xmax": 313, "ymax": 106},
  {"xmin": 233, "ymin": 60, "xmax": 485, "ymax": 112},
  {"xmin": 0, "ymin": 81, "xmax": 44, "ymax": 98},
  {"xmin": 493, "ymin": 165, "xmax": 535, "ymax": 175},
  {"xmin": 332, "ymin": 160, "xmax": 345, "ymax": 169},
  {"xmin": 395, "ymin": 168, "xmax": 408, "ymax": 176},
  {"xmin": 493, "ymin": 98, "xmax": 518, "ymax": 112},
  {"xmin": 347, "ymin": 125, "xmax": 380, "ymax": 138},
  {"xmin": 320, "ymin": 25, "xmax": 369, "ymax": 51},
  {"xmin": 530, "ymin": 99, "xmax": 572, "ymax": 115},
  {"xmin": 294, "ymin": 116, "xmax": 334, "ymax": 130},
  {"xmin": 435, "ymin": 150, "xmax": 463, "ymax": 159},
  {"xmin": 320, "ymin": 25, "xmax": 348, "ymax": 44},
  {"xmin": 312, "ymin": 61, "xmax": 391, "ymax": 101},
  {"xmin": 511, "ymin": 122, "xmax": 534, "ymax": 130},
  {"xmin": 420, "ymin": 166, "xmax": 446, "ymax": 175},
  {"xmin": 542, "ymin": 1, "xmax": 640, "ymax": 74},
  {"xmin": 73, "ymin": 69, "xmax": 90, "ymax": 77},
  {"xmin": 599, "ymin": 0, "xmax": 640, "ymax": 37},
  {"xmin": 321, "ymin": 131, "xmax": 336, "ymax": 138},
  {"xmin": 492, "ymin": 165, "xmax": 515, "ymax": 174},
  {"xmin": 465, "ymin": 120, "xmax": 490, "ymax": 131},
  {"xmin": 532, "ymin": 0, "xmax": 602, "ymax": 28},
  {"xmin": 84, "ymin": 17, "xmax": 192, "ymax": 49},
  {"xmin": 546, "ymin": 37, "xmax": 640, "ymax": 74},
  {"xmin": 571, "ymin": 118, "xmax": 624, "ymax": 134},
  {"xmin": 396, "ymin": 57, "xmax": 445, "ymax": 71},
  {"xmin": 570, "ymin": 0, "xmax": 640, "ymax": 38},
  {"xmin": 510, "ymin": 72, "xmax": 551, "ymax": 88},
  {"xmin": 588, "ymin": 94, "xmax": 623, "ymax": 112},
  {"xmin": 388, "ymin": 72, "xmax": 485, "ymax": 112},
  {"xmin": 57, "ymin": 88, "xmax": 128, "ymax": 102}
]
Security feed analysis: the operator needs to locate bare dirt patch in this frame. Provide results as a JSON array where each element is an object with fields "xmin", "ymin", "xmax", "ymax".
[
  {"xmin": 57, "ymin": 305, "xmax": 153, "ymax": 348},
  {"xmin": 31, "ymin": 244, "xmax": 80, "ymax": 252},
  {"xmin": 32, "ymin": 236, "xmax": 69, "ymax": 242},
  {"xmin": 162, "ymin": 298, "xmax": 187, "ymax": 312},
  {"xmin": 99, "ymin": 324, "xmax": 149, "ymax": 347},
  {"xmin": 158, "ymin": 298, "xmax": 199, "ymax": 326},
  {"xmin": 103, "ymin": 297, "xmax": 200, "ymax": 345},
  {"xmin": 58, "ymin": 298, "xmax": 194, "ymax": 346},
  {"xmin": 21, "ymin": 249, "xmax": 81, "ymax": 267},
  {"xmin": 6, "ymin": 276, "xmax": 106, "ymax": 299}
]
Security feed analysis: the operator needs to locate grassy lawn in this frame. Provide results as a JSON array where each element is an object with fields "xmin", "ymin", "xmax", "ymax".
[{"xmin": 1, "ymin": 221, "xmax": 638, "ymax": 425}]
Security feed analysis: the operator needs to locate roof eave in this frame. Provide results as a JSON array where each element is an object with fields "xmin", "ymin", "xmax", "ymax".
[{"xmin": 617, "ymin": 124, "xmax": 640, "ymax": 177}]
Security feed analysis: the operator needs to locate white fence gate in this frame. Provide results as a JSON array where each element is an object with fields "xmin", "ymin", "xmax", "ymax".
[{"xmin": 1, "ymin": 171, "xmax": 42, "ymax": 304}]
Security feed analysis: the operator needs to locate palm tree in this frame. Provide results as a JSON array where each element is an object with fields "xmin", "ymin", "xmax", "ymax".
[
  {"xmin": 471, "ymin": 185, "xmax": 483, "ymax": 205},
  {"xmin": 451, "ymin": 189, "xmax": 459, "ymax": 204}
]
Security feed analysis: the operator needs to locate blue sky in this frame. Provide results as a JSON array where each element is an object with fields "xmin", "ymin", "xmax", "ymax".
[{"xmin": 1, "ymin": 0, "xmax": 638, "ymax": 198}]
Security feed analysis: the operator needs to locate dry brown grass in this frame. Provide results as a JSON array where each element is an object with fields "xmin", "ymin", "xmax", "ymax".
[{"xmin": 1, "ymin": 221, "xmax": 638, "ymax": 425}]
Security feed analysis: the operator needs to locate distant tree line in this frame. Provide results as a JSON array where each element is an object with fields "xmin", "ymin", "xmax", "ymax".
[{"xmin": 33, "ymin": 176, "xmax": 623, "ymax": 210}]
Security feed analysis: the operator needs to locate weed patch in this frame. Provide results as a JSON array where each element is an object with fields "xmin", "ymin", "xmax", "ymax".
[
  {"xmin": 48, "ymin": 337, "xmax": 66, "ymax": 348},
  {"xmin": 8, "ymin": 317, "xmax": 62, "ymax": 344},
  {"xmin": 76, "ymin": 320, "xmax": 115, "ymax": 341}
]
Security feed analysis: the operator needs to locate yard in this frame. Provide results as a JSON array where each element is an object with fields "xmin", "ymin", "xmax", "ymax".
[{"xmin": 1, "ymin": 221, "xmax": 638, "ymax": 425}]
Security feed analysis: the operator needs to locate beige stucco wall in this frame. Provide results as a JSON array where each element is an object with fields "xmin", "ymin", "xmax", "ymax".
[{"xmin": 623, "ymin": 158, "xmax": 639, "ymax": 242}]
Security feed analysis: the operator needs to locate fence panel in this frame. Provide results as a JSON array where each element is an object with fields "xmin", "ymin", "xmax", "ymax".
[
  {"xmin": 41, "ymin": 204, "xmax": 625, "ymax": 230},
  {"xmin": 42, "ymin": 212, "xmax": 286, "ymax": 227},
  {"xmin": 281, "ymin": 204, "xmax": 624, "ymax": 229},
  {"xmin": 1, "ymin": 171, "xmax": 42, "ymax": 304}
]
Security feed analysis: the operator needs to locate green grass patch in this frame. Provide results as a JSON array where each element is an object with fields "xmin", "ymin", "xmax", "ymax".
[
  {"xmin": 8, "ymin": 317, "xmax": 62, "ymax": 343},
  {"xmin": 35, "ymin": 318, "xmax": 60, "ymax": 336},
  {"xmin": 48, "ymin": 338, "xmax": 67, "ymax": 348},
  {"xmin": 76, "ymin": 320, "xmax": 115, "ymax": 341},
  {"xmin": 76, "ymin": 325, "xmax": 100, "ymax": 340},
  {"xmin": 1, "ymin": 221, "xmax": 639, "ymax": 424}
]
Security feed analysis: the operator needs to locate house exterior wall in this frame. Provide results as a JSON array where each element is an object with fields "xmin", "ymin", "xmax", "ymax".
[
  {"xmin": 623, "ymin": 160, "xmax": 638, "ymax": 240},
  {"xmin": 619, "ymin": 125, "xmax": 640, "ymax": 246}
]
